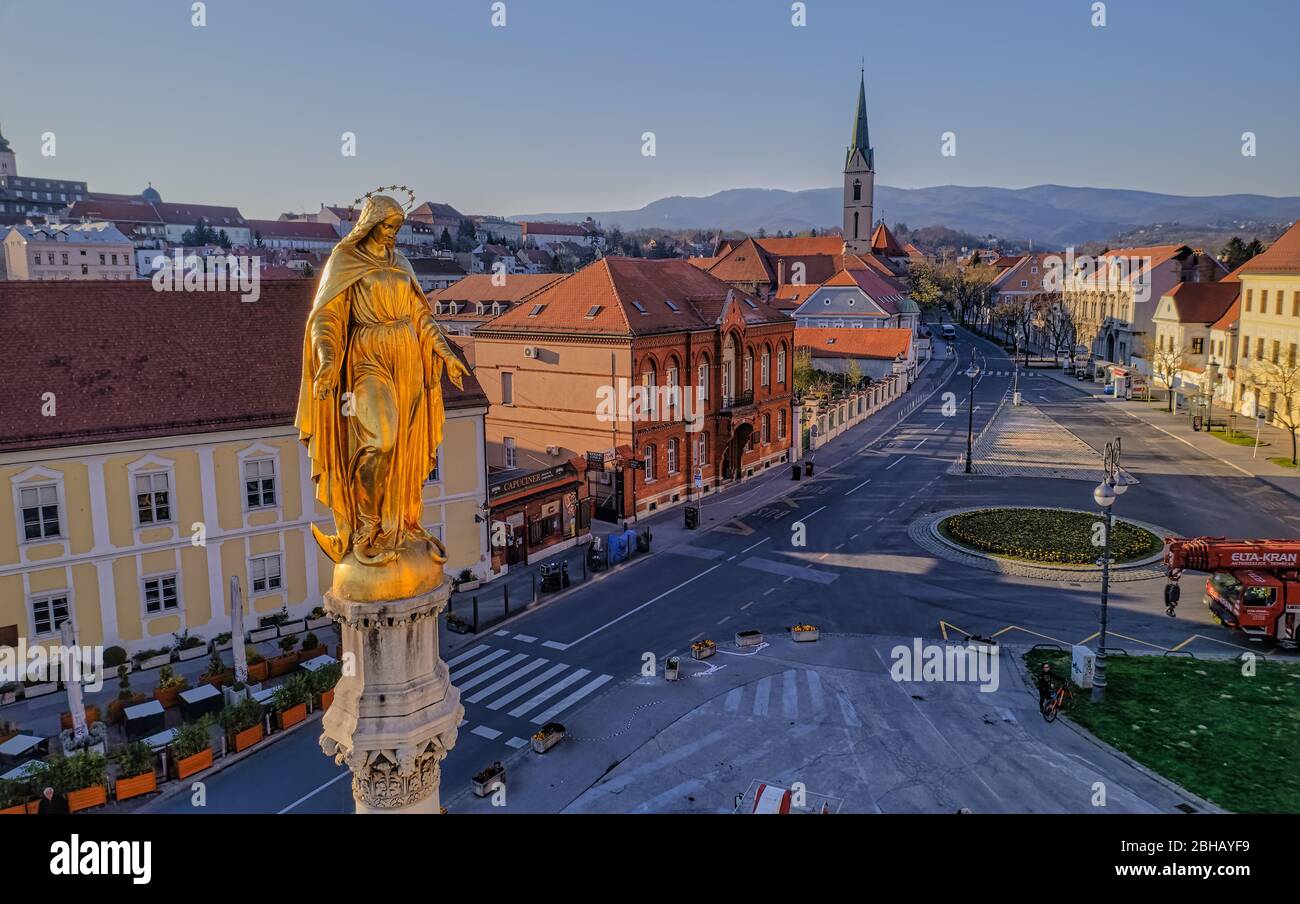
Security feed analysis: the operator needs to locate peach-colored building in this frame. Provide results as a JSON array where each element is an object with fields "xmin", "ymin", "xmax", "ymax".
[{"xmin": 2, "ymin": 221, "xmax": 135, "ymax": 280}]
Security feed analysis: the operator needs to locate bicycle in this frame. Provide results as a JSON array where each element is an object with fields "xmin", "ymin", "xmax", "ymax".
[{"xmin": 1041, "ymin": 681, "xmax": 1074, "ymax": 722}]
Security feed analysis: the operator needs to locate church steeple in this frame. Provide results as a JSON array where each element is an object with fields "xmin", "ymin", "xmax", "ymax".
[
  {"xmin": 847, "ymin": 68, "xmax": 873, "ymax": 170},
  {"xmin": 0, "ymin": 122, "xmax": 15, "ymax": 179},
  {"xmin": 842, "ymin": 68, "xmax": 876, "ymax": 255}
]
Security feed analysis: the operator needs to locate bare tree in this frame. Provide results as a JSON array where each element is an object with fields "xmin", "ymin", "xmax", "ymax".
[
  {"xmin": 1152, "ymin": 345, "xmax": 1186, "ymax": 412},
  {"xmin": 1243, "ymin": 357, "xmax": 1300, "ymax": 465}
]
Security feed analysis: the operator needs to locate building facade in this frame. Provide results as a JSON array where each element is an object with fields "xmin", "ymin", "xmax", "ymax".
[
  {"xmin": 1233, "ymin": 221, "xmax": 1300, "ymax": 424},
  {"xmin": 0, "ymin": 122, "xmax": 88, "ymax": 223},
  {"xmin": 1, "ymin": 222, "xmax": 136, "ymax": 280},
  {"xmin": 0, "ymin": 280, "xmax": 489, "ymax": 655}
]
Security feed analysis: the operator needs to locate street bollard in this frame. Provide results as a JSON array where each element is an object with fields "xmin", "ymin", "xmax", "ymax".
[
  {"xmin": 582, "ymin": 550, "xmax": 587, "ymax": 581},
  {"xmin": 472, "ymin": 595, "xmax": 479, "ymax": 634},
  {"xmin": 532, "ymin": 573, "xmax": 537, "ymax": 604},
  {"xmin": 503, "ymin": 585, "xmax": 509, "ymax": 617}
]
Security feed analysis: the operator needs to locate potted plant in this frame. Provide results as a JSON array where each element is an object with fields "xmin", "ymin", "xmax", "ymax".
[
  {"xmin": 247, "ymin": 623, "xmax": 279, "ymax": 644},
  {"xmin": 306, "ymin": 606, "xmax": 333, "ymax": 631},
  {"xmin": 245, "ymin": 646, "xmax": 269, "ymax": 684},
  {"xmin": 213, "ymin": 632, "xmax": 234, "ymax": 653},
  {"xmin": 0, "ymin": 682, "xmax": 19, "ymax": 706},
  {"xmin": 201, "ymin": 651, "xmax": 233, "ymax": 690},
  {"xmin": 59, "ymin": 705, "xmax": 102, "ymax": 731},
  {"xmin": 133, "ymin": 647, "xmax": 172, "ymax": 671},
  {"xmin": 664, "ymin": 656, "xmax": 681, "ymax": 681},
  {"xmin": 0, "ymin": 777, "xmax": 38, "ymax": 815},
  {"xmin": 299, "ymin": 632, "xmax": 327, "ymax": 662},
  {"xmin": 174, "ymin": 631, "xmax": 208, "ymax": 662},
  {"xmin": 453, "ymin": 568, "xmax": 480, "ymax": 592},
  {"xmin": 531, "ymin": 722, "xmax": 565, "ymax": 754},
  {"xmin": 153, "ymin": 664, "xmax": 188, "ymax": 708},
  {"xmin": 272, "ymin": 674, "xmax": 311, "ymax": 731},
  {"xmin": 111, "ymin": 741, "xmax": 157, "ymax": 803},
  {"xmin": 170, "ymin": 716, "xmax": 215, "ymax": 779},
  {"xmin": 471, "ymin": 761, "xmax": 505, "ymax": 797},
  {"xmin": 445, "ymin": 611, "xmax": 472, "ymax": 634},
  {"xmin": 51, "ymin": 750, "xmax": 109, "ymax": 813},
  {"xmin": 269, "ymin": 636, "xmax": 300, "ymax": 678},
  {"xmin": 691, "ymin": 638, "xmax": 716, "ymax": 660},
  {"xmin": 220, "ymin": 697, "xmax": 265, "ymax": 752},
  {"xmin": 309, "ymin": 661, "xmax": 342, "ymax": 712},
  {"xmin": 790, "ymin": 624, "xmax": 820, "ymax": 642},
  {"xmin": 22, "ymin": 675, "xmax": 58, "ymax": 699},
  {"xmin": 735, "ymin": 629, "xmax": 764, "ymax": 648},
  {"xmin": 278, "ymin": 618, "xmax": 305, "ymax": 637},
  {"xmin": 106, "ymin": 665, "xmax": 148, "ymax": 725},
  {"xmin": 103, "ymin": 646, "xmax": 128, "ymax": 671}
]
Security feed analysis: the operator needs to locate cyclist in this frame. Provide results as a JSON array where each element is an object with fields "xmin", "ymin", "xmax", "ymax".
[{"xmin": 1035, "ymin": 662, "xmax": 1055, "ymax": 710}]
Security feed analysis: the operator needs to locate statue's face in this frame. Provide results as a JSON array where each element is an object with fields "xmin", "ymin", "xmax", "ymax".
[{"xmin": 369, "ymin": 212, "xmax": 403, "ymax": 249}]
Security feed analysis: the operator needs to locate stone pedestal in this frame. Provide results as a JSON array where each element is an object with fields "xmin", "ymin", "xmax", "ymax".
[{"xmin": 320, "ymin": 579, "xmax": 462, "ymax": 813}]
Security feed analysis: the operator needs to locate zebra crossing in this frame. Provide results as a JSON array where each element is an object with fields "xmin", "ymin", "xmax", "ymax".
[
  {"xmin": 700, "ymin": 668, "xmax": 863, "ymax": 728},
  {"xmin": 445, "ymin": 643, "xmax": 616, "ymax": 750}
]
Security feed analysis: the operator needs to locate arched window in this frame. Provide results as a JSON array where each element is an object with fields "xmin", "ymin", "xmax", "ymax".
[
  {"xmin": 761, "ymin": 413, "xmax": 771, "ymax": 444},
  {"xmin": 697, "ymin": 432, "xmax": 708, "ymax": 467},
  {"xmin": 743, "ymin": 349, "xmax": 753, "ymax": 392},
  {"xmin": 777, "ymin": 343, "xmax": 787, "ymax": 384},
  {"xmin": 666, "ymin": 357, "xmax": 680, "ymax": 420},
  {"xmin": 643, "ymin": 444, "xmax": 656, "ymax": 481},
  {"xmin": 641, "ymin": 361, "xmax": 658, "ymax": 420},
  {"xmin": 760, "ymin": 346, "xmax": 771, "ymax": 387},
  {"xmin": 667, "ymin": 439, "xmax": 679, "ymax": 474},
  {"xmin": 696, "ymin": 354, "xmax": 709, "ymax": 403}
]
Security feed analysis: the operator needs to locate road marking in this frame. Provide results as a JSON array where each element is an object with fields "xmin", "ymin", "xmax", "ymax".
[
  {"xmin": 456, "ymin": 653, "xmax": 530, "ymax": 692},
  {"xmin": 494, "ymin": 630, "xmax": 511, "ymax": 637},
  {"xmin": 486, "ymin": 663, "xmax": 569, "ymax": 711},
  {"xmin": 886, "ymin": 457, "xmax": 905, "ymax": 470},
  {"xmin": 805, "ymin": 669, "xmax": 827, "ymax": 721},
  {"xmin": 278, "ymin": 770, "xmax": 351, "ymax": 814},
  {"xmin": 513, "ymin": 634, "xmax": 538, "ymax": 643},
  {"xmin": 781, "ymin": 670, "xmax": 799, "ymax": 718},
  {"xmin": 564, "ymin": 563, "xmax": 725, "ymax": 648},
  {"xmin": 741, "ymin": 556, "xmax": 838, "ymax": 584},
  {"xmin": 465, "ymin": 657, "xmax": 550, "ymax": 703},
  {"xmin": 742, "ymin": 600, "xmax": 757, "ymax": 608},
  {"xmin": 540, "ymin": 640, "xmax": 568, "ymax": 651},
  {"xmin": 508, "ymin": 668, "xmax": 592, "ymax": 718},
  {"xmin": 847, "ymin": 478, "xmax": 872, "ymax": 494},
  {"xmin": 449, "ymin": 648, "xmax": 508, "ymax": 681},
  {"xmin": 752, "ymin": 676, "xmax": 772, "ymax": 716},
  {"xmin": 931, "ymin": 423, "xmax": 943, "ymax": 432},
  {"xmin": 717, "ymin": 615, "xmax": 732, "ymax": 625},
  {"xmin": 724, "ymin": 687, "xmax": 743, "ymax": 714},
  {"xmin": 914, "ymin": 438, "xmax": 927, "ymax": 449},
  {"xmin": 836, "ymin": 692, "xmax": 862, "ymax": 728},
  {"xmin": 506, "ymin": 736, "xmax": 529, "ymax": 749},
  {"xmin": 471, "ymin": 725, "xmax": 502, "ymax": 740},
  {"xmin": 445, "ymin": 645, "xmax": 489, "ymax": 668},
  {"xmin": 530, "ymin": 673, "xmax": 613, "ymax": 724},
  {"xmin": 741, "ymin": 537, "xmax": 771, "ymax": 553}
]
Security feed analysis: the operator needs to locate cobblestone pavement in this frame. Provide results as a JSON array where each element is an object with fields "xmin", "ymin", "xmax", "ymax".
[
  {"xmin": 908, "ymin": 509, "xmax": 1168, "ymax": 584},
  {"xmin": 948, "ymin": 399, "xmax": 1102, "ymax": 480}
]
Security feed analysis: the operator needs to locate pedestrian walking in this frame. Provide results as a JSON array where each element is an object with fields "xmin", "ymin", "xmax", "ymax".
[{"xmin": 37, "ymin": 786, "xmax": 68, "ymax": 814}]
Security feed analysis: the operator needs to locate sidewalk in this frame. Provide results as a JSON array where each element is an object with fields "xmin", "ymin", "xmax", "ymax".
[
  {"xmin": 442, "ymin": 354, "xmax": 957, "ymax": 652},
  {"xmin": 1037, "ymin": 367, "xmax": 1300, "ymax": 502}
]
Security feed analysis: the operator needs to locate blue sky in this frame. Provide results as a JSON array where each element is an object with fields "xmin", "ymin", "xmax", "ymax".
[{"xmin": 2, "ymin": 0, "xmax": 1297, "ymax": 219}]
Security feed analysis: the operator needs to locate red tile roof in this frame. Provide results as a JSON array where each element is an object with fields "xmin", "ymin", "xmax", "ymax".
[
  {"xmin": 429, "ymin": 273, "xmax": 561, "ymax": 305},
  {"xmin": 0, "ymin": 280, "xmax": 486, "ymax": 452},
  {"xmin": 1159, "ymin": 281, "xmax": 1240, "ymax": 324},
  {"xmin": 795, "ymin": 327, "xmax": 912, "ymax": 360},
  {"xmin": 870, "ymin": 222, "xmax": 905, "ymax": 257},
  {"xmin": 66, "ymin": 198, "xmax": 164, "ymax": 225},
  {"xmin": 153, "ymin": 202, "xmax": 246, "ymax": 228},
  {"xmin": 1235, "ymin": 220, "xmax": 1300, "ymax": 275},
  {"xmin": 520, "ymin": 221, "xmax": 588, "ymax": 237},
  {"xmin": 1210, "ymin": 297, "xmax": 1241, "ymax": 332},
  {"xmin": 246, "ymin": 219, "xmax": 340, "ymax": 242}
]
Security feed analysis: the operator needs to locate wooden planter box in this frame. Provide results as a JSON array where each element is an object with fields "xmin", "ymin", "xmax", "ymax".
[
  {"xmin": 114, "ymin": 771, "xmax": 157, "ymax": 803},
  {"xmin": 277, "ymin": 703, "xmax": 307, "ymax": 731},
  {"xmin": 60, "ymin": 705, "xmax": 102, "ymax": 731},
  {"xmin": 472, "ymin": 768, "xmax": 505, "ymax": 797},
  {"xmin": 691, "ymin": 642, "xmax": 716, "ymax": 661},
  {"xmin": 154, "ymin": 685, "xmax": 186, "ymax": 708},
  {"xmin": 177, "ymin": 645, "xmax": 208, "ymax": 662},
  {"xmin": 299, "ymin": 646, "xmax": 327, "ymax": 663},
  {"xmin": 735, "ymin": 630, "xmax": 764, "ymax": 648},
  {"xmin": 247, "ymin": 661, "xmax": 269, "ymax": 683},
  {"xmin": 318, "ymin": 689, "xmax": 334, "ymax": 711},
  {"xmin": 0, "ymin": 803, "xmax": 29, "ymax": 815},
  {"xmin": 531, "ymin": 723, "xmax": 564, "ymax": 754},
  {"xmin": 278, "ymin": 620, "xmax": 305, "ymax": 637},
  {"xmin": 23, "ymin": 682, "xmax": 58, "ymax": 699},
  {"xmin": 136, "ymin": 653, "xmax": 172, "ymax": 671},
  {"xmin": 248, "ymin": 627, "xmax": 278, "ymax": 644},
  {"xmin": 175, "ymin": 748, "xmax": 213, "ymax": 780},
  {"xmin": 269, "ymin": 654, "xmax": 299, "ymax": 678},
  {"xmin": 68, "ymin": 784, "xmax": 108, "ymax": 813},
  {"xmin": 306, "ymin": 616, "xmax": 333, "ymax": 631},
  {"xmin": 233, "ymin": 724, "xmax": 264, "ymax": 752},
  {"xmin": 203, "ymin": 670, "xmax": 234, "ymax": 690},
  {"xmin": 792, "ymin": 627, "xmax": 820, "ymax": 643}
]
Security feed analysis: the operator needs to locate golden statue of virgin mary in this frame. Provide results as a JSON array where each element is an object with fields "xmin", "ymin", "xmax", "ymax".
[{"xmin": 296, "ymin": 194, "xmax": 469, "ymax": 600}]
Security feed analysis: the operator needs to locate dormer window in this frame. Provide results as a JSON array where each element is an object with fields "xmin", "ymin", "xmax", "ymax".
[{"xmin": 632, "ymin": 301, "xmax": 648, "ymax": 314}]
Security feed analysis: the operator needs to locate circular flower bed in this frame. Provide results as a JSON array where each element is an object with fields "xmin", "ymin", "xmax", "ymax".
[{"xmin": 938, "ymin": 508, "xmax": 1163, "ymax": 565}]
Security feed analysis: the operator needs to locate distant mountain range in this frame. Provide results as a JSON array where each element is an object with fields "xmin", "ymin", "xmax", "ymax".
[{"xmin": 512, "ymin": 184, "xmax": 1300, "ymax": 247}]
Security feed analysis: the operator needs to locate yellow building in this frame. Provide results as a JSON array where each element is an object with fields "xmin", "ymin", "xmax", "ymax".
[
  {"xmin": 0, "ymin": 279, "xmax": 489, "ymax": 654},
  {"xmin": 1234, "ymin": 221, "xmax": 1300, "ymax": 426}
]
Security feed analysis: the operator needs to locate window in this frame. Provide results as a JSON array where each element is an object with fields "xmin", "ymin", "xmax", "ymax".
[
  {"xmin": 244, "ymin": 458, "xmax": 277, "ymax": 508},
  {"xmin": 697, "ymin": 358, "xmax": 709, "ymax": 402},
  {"xmin": 20, "ymin": 483, "xmax": 61, "ymax": 541},
  {"xmin": 501, "ymin": 371, "xmax": 514, "ymax": 406},
  {"xmin": 1289, "ymin": 343, "xmax": 1298, "ymax": 367},
  {"xmin": 135, "ymin": 472, "xmax": 171, "ymax": 524},
  {"xmin": 143, "ymin": 575, "xmax": 179, "ymax": 614},
  {"xmin": 777, "ymin": 346, "xmax": 786, "ymax": 384},
  {"xmin": 643, "ymin": 368, "xmax": 657, "ymax": 418},
  {"xmin": 60, "ymin": 252, "xmax": 68, "ymax": 265},
  {"xmin": 667, "ymin": 439, "xmax": 679, "ymax": 474},
  {"xmin": 32, "ymin": 594, "xmax": 70, "ymax": 636},
  {"xmin": 852, "ymin": 179, "xmax": 861, "ymax": 202},
  {"xmin": 98, "ymin": 254, "xmax": 105, "ymax": 265},
  {"xmin": 1261, "ymin": 290, "xmax": 1269, "ymax": 312},
  {"xmin": 251, "ymin": 554, "xmax": 283, "ymax": 593},
  {"xmin": 778, "ymin": 409, "xmax": 787, "ymax": 439},
  {"xmin": 762, "ymin": 413, "xmax": 771, "ymax": 444},
  {"xmin": 503, "ymin": 437, "xmax": 517, "ymax": 468},
  {"xmin": 1277, "ymin": 291, "xmax": 1284, "ymax": 316},
  {"xmin": 761, "ymin": 349, "xmax": 770, "ymax": 386},
  {"xmin": 1272, "ymin": 340, "xmax": 1281, "ymax": 364},
  {"xmin": 1242, "ymin": 336, "xmax": 1250, "ymax": 358},
  {"xmin": 697, "ymin": 432, "xmax": 708, "ymax": 466},
  {"xmin": 1191, "ymin": 338, "xmax": 1204, "ymax": 354},
  {"xmin": 666, "ymin": 365, "xmax": 678, "ymax": 419},
  {"xmin": 643, "ymin": 444, "xmax": 656, "ymax": 481},
  {"xmin": 743, "ymin": 351, "xmax": 753, "ymax": 392},
  {"xmin": 1245, "ymin": 290, "xmax": 1253, "ymax": 312},
  {"xmin": 1256, "ymin": 338, "xmax": 1265, "ymax": 360}
]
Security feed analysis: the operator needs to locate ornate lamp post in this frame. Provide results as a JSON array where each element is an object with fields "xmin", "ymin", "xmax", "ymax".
[
  {"xmin": 964, "ymin": 362, "xmax": 980, "ymax": 473},
  {"xmin": 1091, "ymin": 437, "xmax": 1134, "ymax": 703}
]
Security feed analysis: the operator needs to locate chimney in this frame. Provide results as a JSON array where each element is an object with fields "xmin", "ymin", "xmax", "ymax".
[{"xmin": 777, "ymin": 259, "xmax": 786, "ymax": 285}]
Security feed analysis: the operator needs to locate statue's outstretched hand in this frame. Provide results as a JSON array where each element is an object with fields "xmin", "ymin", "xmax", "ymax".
[{"xmin": 446, "ymin": 356, "xmax": 469, "ymax": 390}]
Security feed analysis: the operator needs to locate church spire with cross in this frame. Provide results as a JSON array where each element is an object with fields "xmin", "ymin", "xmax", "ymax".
[{"xmin": 842, "ymin": 66, "xmax": 876, "ymax": 255}]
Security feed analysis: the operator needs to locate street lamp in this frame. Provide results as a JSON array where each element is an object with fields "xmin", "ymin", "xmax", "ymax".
[
  {"xmin": 1091, "ymin": 437, "xmax": 1135, "ymax": 703},
  {"xmin": 964, "ymin": 362, "xmax": 980, "ymax": 473}
]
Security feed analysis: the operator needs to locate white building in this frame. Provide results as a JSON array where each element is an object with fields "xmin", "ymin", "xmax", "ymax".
[{"xmin": 1, "ymin": 221, "xmax": 136, "ymax": 280}]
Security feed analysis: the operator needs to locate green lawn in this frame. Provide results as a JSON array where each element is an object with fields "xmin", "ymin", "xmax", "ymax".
[
  {"xmin": 1026, "ymin": 650, "xmax": 1300, "ymax": 813},
  {"xmin": 1210, "ymin": 430, "xmax": 1270, "ymax": 449},
  {"xmin": 1269, "ymin": 456, "xmax": 1300, "ymax": 471}
]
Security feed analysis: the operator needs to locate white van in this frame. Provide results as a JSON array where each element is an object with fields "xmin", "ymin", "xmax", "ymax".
[{"xmin": 940, "ymin": 324, "xmax": 957, "ymax": 341}]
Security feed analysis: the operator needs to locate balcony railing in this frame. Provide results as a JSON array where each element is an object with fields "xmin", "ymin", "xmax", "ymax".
[{"xmin": 721, "ymin": 391, "xmax": 755, "ymax": 410}]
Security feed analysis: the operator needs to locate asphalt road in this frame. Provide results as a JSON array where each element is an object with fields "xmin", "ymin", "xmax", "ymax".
[{"xmin": 156, "ymin": 326, "xmax": 1298, "ymax": 813}]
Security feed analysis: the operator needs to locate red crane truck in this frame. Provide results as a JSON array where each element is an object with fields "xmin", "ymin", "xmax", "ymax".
[{"xmin": 1163, "ymin": 537, "xmax": 1300, "ymax": 645}]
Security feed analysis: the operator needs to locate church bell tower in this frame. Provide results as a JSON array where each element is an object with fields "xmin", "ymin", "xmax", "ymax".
[{"xmin": 842, "ymin": 70, "xmax": 875, "ymax": 255}]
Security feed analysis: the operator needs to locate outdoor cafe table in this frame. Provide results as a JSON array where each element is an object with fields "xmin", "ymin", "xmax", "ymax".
[
  {"xmin": 179, "ymin": 683, "xmax": 222, "ymax": 720},
  {"xmin": 124, "ymin": 699, "xmax": 165, "ymax": 740},
  {"xmin": 298, "ymin": 655, "xmax": 338, "ymax": 673},
  {"xmin": 143, "ymin": 727, "xmax": 178, "ymax": 753}
]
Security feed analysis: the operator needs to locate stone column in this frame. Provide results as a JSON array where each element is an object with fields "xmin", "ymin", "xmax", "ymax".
[{"xmin": 319, "ymin": 579, "xmax": 462, "ymax": 814}]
